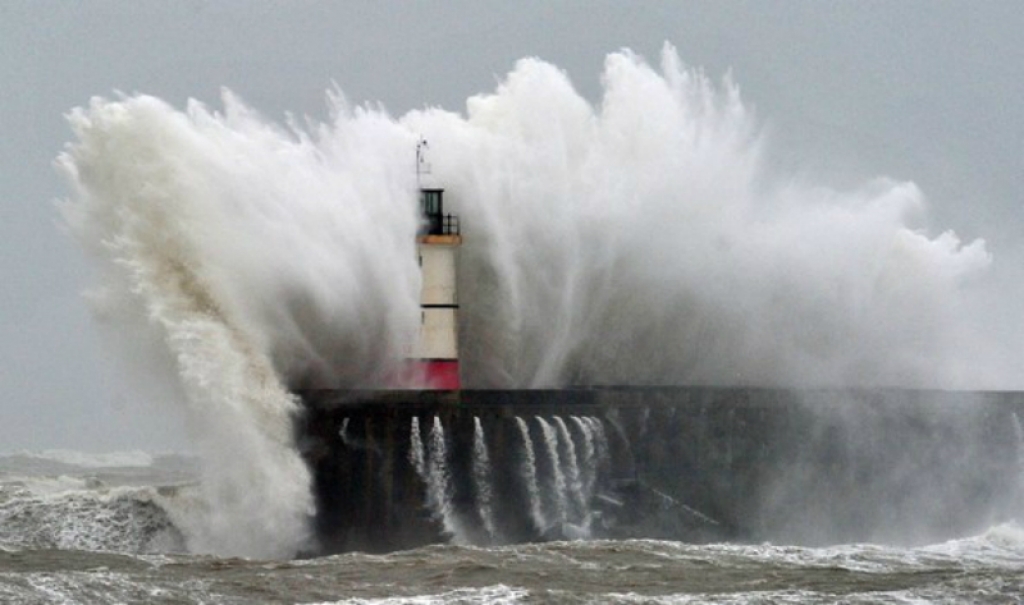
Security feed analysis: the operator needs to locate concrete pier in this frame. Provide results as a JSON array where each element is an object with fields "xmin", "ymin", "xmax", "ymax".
[{"xmin": 297, "ymin": 388, "xmax": 1024, "ymax": 554}]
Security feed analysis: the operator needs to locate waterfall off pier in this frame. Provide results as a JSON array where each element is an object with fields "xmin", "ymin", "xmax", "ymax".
[{"xmin": 297, "ymin": 388, "xmax": 1024, "ymax": 554}]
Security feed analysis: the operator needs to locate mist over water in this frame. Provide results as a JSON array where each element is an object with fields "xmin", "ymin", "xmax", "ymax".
[{"xmin": 59, "ymin": 45, "xmax": 1002, "ymax": 557}]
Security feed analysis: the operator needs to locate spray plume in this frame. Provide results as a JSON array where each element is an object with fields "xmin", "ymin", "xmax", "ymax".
[{"xmin": 59, "ymin": 45, "xmax": 993, "ymax": 556}]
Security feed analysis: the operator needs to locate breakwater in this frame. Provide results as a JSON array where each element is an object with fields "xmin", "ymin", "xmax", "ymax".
[{"xmin": 297, "ymin": 388, "xmax": 1024, "ymax": 554}]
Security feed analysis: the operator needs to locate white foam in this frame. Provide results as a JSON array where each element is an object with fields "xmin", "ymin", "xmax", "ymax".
[
  {"xmin": 919, "ymin": 521, "xmax": 1024, "ymax": 568},
  {"xmin": 0, "ymin": 483, "xmax": 186, "ymax": 553},
  {"xmin": 306, "ymin": 584, "xmax": 528, "ymax": 605},
  {"xmin": 0, "ymin": 475, "xmax": 96, "ymax": 496},
  {"xmin": 7, "ymin": 570, "xmax": 216, "ymax": 605}
]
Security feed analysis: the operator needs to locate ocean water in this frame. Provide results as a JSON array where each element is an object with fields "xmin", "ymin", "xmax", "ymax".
[{"xmin": 2, "ymin": 450, "xmax": 1023, "ymax": 604}]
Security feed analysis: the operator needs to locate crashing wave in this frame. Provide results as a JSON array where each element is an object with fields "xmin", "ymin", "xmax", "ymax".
[{"xmin": 0, "ymin": 480, "xmax": 187, "ymax": 553}]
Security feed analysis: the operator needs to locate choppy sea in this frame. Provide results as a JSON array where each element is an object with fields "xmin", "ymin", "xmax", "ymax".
[{"xmin": 2, "ymin": 450, "xmax": 1023, "ymax": 604}]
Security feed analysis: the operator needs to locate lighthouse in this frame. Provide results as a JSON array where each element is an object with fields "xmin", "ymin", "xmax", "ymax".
[{"xmin": 410, "ymin": 142, "xmax": 461, "ymax": 390}]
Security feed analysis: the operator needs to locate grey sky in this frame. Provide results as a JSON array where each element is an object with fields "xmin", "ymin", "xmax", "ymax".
[{"xmin": 2, "ymin": 1, "xmax": 1022, "ymax": 451}]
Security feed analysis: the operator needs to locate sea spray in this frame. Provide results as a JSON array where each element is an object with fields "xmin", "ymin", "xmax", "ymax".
[
  {"xmin": 411, "ymin": 415, "xmax": 462, "ymax": 538},
  {"xmin": 410, "ymin": 416, "xmax": 426, "ymax": 479},
  {"xmin": 473, "ymin": 417, "xmax": 498, "ymax": 542},
  {"xmin": 428, "ymin": 417, "xmax": 466, "ymax": 543},
  {"xmin": 515, "ymin": 417, "xmax": 546, "ymax": 532},
  {"xmin": 571, "ymin": 416, "xmax": 598, "ymax": 504},
  {"xmin": 58, "ymin": 96, "xmax": 346, "ymax": 557},
  {"xmin": 554, "ymin": 416, "xmax": 586, "ymax": 522},
  {"xmin": 586, "ymin": 417, "xmax": 611, "ymax": 481},
  {"xmin": 60, "ymin": 45, "xmax": 998, "ymax": 554},
  {"xmin": 406, "ymin": 47, "xmax": 992, "ymax": 389},
  {"xmin": 58, "ymin": 84, "xmax": 438, "ymax": 556},
  {"xmin": 536, "ymin": 417, "xmax": 568, "ymax": 524}
]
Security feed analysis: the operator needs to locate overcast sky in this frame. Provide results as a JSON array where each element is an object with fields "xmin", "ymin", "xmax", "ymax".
[{"xmin": 2, "ymin": 1, "xmax": 1022, "ymax": 452}]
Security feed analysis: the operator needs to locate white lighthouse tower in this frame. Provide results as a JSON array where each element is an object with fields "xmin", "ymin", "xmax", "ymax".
[{"xmin": 410, "ymin": 141, "xmax": 461, "ymax": 389}]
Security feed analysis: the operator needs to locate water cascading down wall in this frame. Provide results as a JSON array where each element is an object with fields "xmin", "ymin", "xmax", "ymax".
[{"xmin": 298, "ymin": 388, "xmax": 1024, "ymax": 554}]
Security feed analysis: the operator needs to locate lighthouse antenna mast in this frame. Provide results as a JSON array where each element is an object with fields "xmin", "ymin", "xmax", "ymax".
[{"xmin": 416, "ymin": 137, "xmax": 430, "ymax": 188}]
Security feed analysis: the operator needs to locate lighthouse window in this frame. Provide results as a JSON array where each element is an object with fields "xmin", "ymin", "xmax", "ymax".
[{"xmin": 420, "ymin": 189, "xmax": 443, "ymax": 216}]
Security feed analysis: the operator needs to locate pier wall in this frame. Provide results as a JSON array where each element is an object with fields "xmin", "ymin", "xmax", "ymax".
[{"xmin": 297, "ymin": 388, "xmax": 1024, "ymax": 554}]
